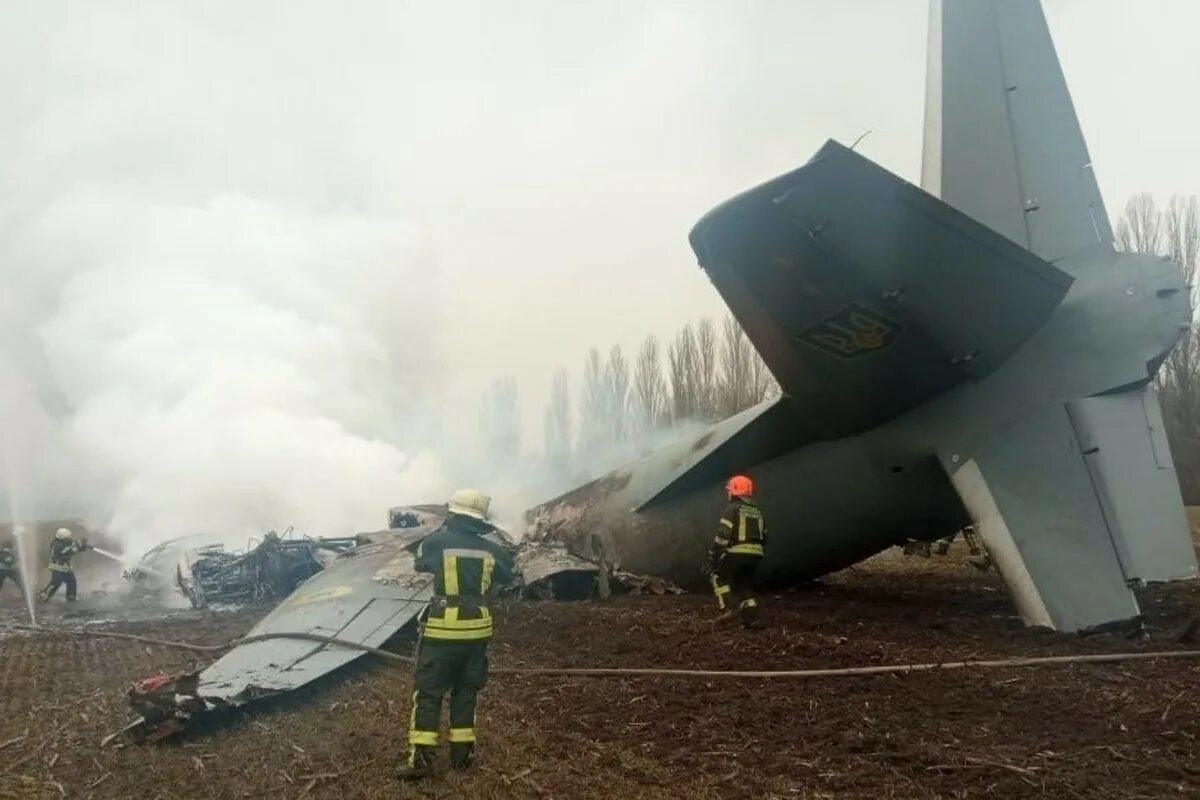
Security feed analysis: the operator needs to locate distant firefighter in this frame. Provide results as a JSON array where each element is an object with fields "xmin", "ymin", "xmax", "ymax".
[
  {"xmin": 40, "ymin": 528, "xmax": 91, "ymax": 603},
  {"xmin": 397, "ymin": 489, "xmax": 516, "ymax": 780},
  {"xmin": 707, "ymin": 475, "xmax": 766, "ymax": 627},
  {"xmin": 0, "ymin": 530, "xmax": 22, "ymax": 595}
]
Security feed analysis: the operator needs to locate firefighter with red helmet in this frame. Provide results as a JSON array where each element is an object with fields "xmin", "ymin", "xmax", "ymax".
[{"xmin": 707, "ymin": 475, "xmax": 766, "ymax": 627}]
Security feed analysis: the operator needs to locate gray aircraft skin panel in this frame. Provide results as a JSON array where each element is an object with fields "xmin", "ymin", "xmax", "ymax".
[
  {"xmin": 527, "ymin": 0, "xmax": 1194, "ymax": 633},
  {"xmin": 922, "ymin": 0, "xmax": 1112, "ymax": 263},
  {"xmin": 197, "ymin": 527, "xmax": 436, "ymax": 704},
  {"xmin": 945, "ymin": 404, "xmax": 1139, "ymax": 631},
  {"xmin": 689, "ymin": 140, "xmax": 1072, "ymax": 441},
  {"xmin": 1069, "ymin": 388, "xmax": 1199, "ymax": 584}
]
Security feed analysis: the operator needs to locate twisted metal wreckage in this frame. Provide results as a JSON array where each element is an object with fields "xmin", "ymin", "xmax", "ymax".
[{"xmin": 121, "ymin": 505, "xmax": 673, "ymax": 741}]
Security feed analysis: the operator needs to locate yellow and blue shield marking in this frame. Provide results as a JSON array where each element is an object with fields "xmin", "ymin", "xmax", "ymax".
[{"xmin": 798, "ymin": 303, "xmax": 902, "ymax": 359}]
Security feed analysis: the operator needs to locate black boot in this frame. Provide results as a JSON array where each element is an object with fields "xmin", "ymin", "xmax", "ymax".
[
  {"xmin": 450, "ymin": 743, "xmax": 475, "ymax": 771},
  {"xmin": 396, "ymin": 745, "xmax": 436, "ymax": 780}
]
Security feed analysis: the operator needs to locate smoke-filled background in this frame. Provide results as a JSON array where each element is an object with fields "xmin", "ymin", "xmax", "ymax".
[{"xmin": 2, "ymin": 0, "xmax": 1197, "ymax": 556}]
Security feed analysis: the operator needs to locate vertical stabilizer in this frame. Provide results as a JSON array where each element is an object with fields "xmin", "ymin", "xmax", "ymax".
[{"xmin": 922, "ymin": 0, "xmax": 1112, "ymax": 263}]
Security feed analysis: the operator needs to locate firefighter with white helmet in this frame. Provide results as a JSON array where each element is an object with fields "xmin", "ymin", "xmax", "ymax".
[
  {"xmin": 40, "ymin": 527, "xmax": 91, "ymax": 603},
  {"xmin": 397, "ymin": 489, "xmax": 516, "ymax": 780}
]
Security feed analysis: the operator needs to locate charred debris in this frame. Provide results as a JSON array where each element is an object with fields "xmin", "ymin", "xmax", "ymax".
[{"xmin": 116, "ymin": 505, "xmax": 677, "ymax": 741}]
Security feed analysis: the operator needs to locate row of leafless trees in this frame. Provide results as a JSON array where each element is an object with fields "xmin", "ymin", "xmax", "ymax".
[
  {"xmin": 1118, "ymin": 194, "xmax": 1200, "ymax": 501},
  {"xmin": 474, "ymin": 313, "xmax": 776, "ymax": 472},
  {"xmin": 539, "ymin": 313, "xmax": 776, "ymax": 471}
]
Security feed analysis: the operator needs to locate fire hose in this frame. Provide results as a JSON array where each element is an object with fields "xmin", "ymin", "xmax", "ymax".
[{"xmin": 13, "ymin": 624, "xmax": 1200, "ymax": 679}]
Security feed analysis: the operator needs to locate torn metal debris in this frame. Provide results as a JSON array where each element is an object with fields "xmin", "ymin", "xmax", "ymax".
[
  {"xmin": 125, "ymin": 530, "xmax": 361, "ymax": 609},
  {"xmin": 120, "ymin": 502, "xmax": 679, "ymax": 740},
  {"xmin": 124, "ymin": 507, "xmax": 515, "ymax": 740}
]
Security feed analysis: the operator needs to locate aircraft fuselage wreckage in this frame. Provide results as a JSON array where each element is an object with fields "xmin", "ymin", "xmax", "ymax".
[{"xmin": 530, "ymin": 0, "xmax": 1198, "ymax": 633}]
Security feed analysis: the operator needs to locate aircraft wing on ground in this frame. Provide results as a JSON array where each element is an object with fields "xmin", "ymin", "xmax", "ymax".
[
  {"xmin": 196, "ymin": 528, "xmax": 434, "ymax": 705},
  {"xmin": 688, "ymin": 140, "xmax": 1074, "ymax": 443}
]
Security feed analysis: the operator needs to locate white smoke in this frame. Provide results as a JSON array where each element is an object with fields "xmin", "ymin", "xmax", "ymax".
[
  {"xmin": 1, "ymin": 0, "xmax": 984, "ymax": 557},
  {"xmin": 4, "ymin": 187, "xmax": 455, "ymax": 555}
]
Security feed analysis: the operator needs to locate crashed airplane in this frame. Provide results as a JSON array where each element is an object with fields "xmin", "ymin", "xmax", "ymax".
[
  {"xmin": 118, "ymin": 0, "xmax": 1195, "ymax": 740},
  {"xmin": 529, "ymin": 0, "xmax": 1199, "ymax": 633}
]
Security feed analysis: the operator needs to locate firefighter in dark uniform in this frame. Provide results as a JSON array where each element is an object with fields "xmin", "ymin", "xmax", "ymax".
[
  {"xmin": 40, "ymin": 528, "xmax": 90, "ymax": 602},
  {"xmin": 397, "ymin": 489, "xmax": 515, "ymax": 780},
  {"xmin": 0, "ymin": 529, "xmax": 22, "ymax": 595},
  {"xmin": 707, "ymin": 475, "xmax": 766, "ymax": 627}
]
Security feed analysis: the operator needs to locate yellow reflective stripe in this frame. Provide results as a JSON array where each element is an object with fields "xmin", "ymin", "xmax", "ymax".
[
  {"xmin": 48, "ymin": 564, "xmax": 71, "ymax": 572},
  {"xmin": 713, "ymin": 535, "xmax": 730, "ymax": 546},
  {"xmin": 737, "ymin": 514, "xmax": 747, "ymax": 543},
  {"xmin": 443, "ymin": 553, "xmax": 459, "ymax": 595},
  {"xmin": 719, "ymin": 518, "xmax": 734, "ymax": 529},
  {"xmin": 426, "ymin": 618, "xmax": 492, "ymax": 630},
  {"xmin": 739, "ymin": 598, "xmax": 758, "ymax": 609},
  {"xmin": 427, "ymin": 606, "xmax": 491, "ymax": 629},
  {"xmin": 409, "ymin": 690, "xmax": 438, "ymax": 746},
  {"xmin": 482, "ymin": 553, "xmax": 495, "ymax": 593},
  {"xmin": 727, "ymin": 543, "xmax": 764, "ymax": 556},
  {"xmin": 409, "ymin": 730, "xmax": 438, "ymax": 746},
  {"xmin": 448, "ymin": 728, "xmax": 476, "ymax": 743},
  {"xmin": 423, "ymin": 627, "xmax": 492, "ymax": 641}
]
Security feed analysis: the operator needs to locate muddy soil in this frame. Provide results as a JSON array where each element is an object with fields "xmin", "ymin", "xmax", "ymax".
[{"xmin": 2, "ymin": 547, "xmax": 1200, "ymax": 799}]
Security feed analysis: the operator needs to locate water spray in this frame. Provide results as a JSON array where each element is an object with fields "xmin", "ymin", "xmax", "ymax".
[
  {"xmin": 90, "ymin": 545, "xmax": 125, "ymax": 564},
  {"xmin": 5, "ymin": 453, "xmax": 38, "ymax": 626}
]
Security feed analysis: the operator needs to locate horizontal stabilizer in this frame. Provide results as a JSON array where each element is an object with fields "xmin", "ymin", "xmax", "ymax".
[
  {"xmin": 947, "ymin": 403, "xmax": 1138, "ymax": 632},
  {"xmin": 690, "ymin": 140, "xmax": 1073, "ymax": 441},
  {"xmin": 1068, "ymin": 387, "xmax": 1198, "ymax": 584}
]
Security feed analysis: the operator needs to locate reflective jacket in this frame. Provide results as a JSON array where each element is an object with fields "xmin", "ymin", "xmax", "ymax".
[
  {"xmin": 0, "ymin": 544, "xmax": 15, "ymax": 570},
  {"xmin": 711, "ymin": 497, "xmax": 766, "ymax": 561},
  {"xmin": 49, "ymin": 539, "xmax": 84, "ymax": 573},
  {"xmin": 415, "ymin": 515, "xmax": 516, "ymax": 642}
]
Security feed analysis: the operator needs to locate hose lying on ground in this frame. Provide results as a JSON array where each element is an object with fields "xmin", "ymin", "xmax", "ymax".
[{"xmin": 12, "ymin": 623, "xmax": 1200, "ymax": 679}]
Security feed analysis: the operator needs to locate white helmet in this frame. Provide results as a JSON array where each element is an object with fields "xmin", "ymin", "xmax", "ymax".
[
  {"xmin": 447, "ymin": 489, "xmax": 490, "ymax": 521},
  {"xmin": 55, "ymin": 527, "xmax": 72, "ymax": 540}
]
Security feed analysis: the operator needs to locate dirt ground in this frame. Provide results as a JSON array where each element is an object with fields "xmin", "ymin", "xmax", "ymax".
[{"xmin": 3, "ymin": 545, "xmax": 1200, "ymax": 800}]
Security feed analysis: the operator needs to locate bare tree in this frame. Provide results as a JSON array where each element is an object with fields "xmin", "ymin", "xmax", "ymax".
[
  {"xmin": 603, "ymin": 345, "xmax": 631, "ymax": 443},
  {"xmin": 1116, "ymin": 194, "xmax": 1165, "ymax": 255},
  {"xmin": 667, "ymin": 324, "xmax": 700, "ymax": 424},
  {"xmin": 716, "ymin": 312, "xmax": 778, "ymax": 416},
  {"xmin": 694, "ymin": 317, "xmax": 719, "ymax": 419},
  {"xmin": 542, "ymin": 367, "xmax": 572, "ymax": 470},
  {"xmin": 632, "ymin": 335, "xmax": 668, "ymax": 435},
  {"xmin": 478, "ymin": 377, "xmax": 520, "ymax": 461},
  {"xmin": 578, "ymin": 348, "xmax": 606, "ymax": 453}
]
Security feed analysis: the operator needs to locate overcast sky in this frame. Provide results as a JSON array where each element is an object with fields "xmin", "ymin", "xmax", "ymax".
[{"xmin": 1, "ymin": 0, "xmax": 1197, "ymax": 539}]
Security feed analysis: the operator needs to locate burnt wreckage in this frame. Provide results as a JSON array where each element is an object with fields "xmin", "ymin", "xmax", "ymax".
[
  {"xmin": 122, "ymin": 506, "xmax": 657, "ymax": 740},
  {"xmin": 125, "ymin": 531, "xmax": 361, "ymax": 608}
]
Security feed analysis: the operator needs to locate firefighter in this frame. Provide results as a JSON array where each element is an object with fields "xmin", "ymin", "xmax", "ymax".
[
  {"xmin": 707, "ymin": 474, "xmax": 766, "ymax": 627},
  {"xmin": 397, "ymin": 489, "xmax": 515, "ymax": 780},
  {"xmin": 40, "ymin": 528, "xmax": 90, "ymax": 603},
  {"xmin": 0, "ymin": 530, "xmax": 22, "ymax": 595}
]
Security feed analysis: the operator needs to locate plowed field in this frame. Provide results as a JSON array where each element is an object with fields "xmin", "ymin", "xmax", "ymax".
[{"xmin": 2, "ymin": 547, "xmax": 1200, "ymax": 799}]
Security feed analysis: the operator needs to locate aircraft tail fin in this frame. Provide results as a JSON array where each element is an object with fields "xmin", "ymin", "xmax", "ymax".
[{"xmin": 923, "ymin": 0, "xmax": 1112, "ymax": 263}]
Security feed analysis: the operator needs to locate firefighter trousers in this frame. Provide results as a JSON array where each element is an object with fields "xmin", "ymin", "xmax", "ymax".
[
  {"xmin": 42, "ymin": 569, "xmax": 77, "ymax": 601},
  {"xmin": 407, "ymin": 638, "xmax": 489, "ymax": 767},
  {"xmin": 711, "ymin": 553, "xmax": 761, "ymax": 615},
  {"xmin": 0, "ymin": 568, "xmax": 22, "ymax": 593}
]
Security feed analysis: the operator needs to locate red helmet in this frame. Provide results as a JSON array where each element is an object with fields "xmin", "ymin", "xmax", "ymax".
[{"xmin": 726, "ymin": 474, "xmax": 754, "ymax": 498}]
